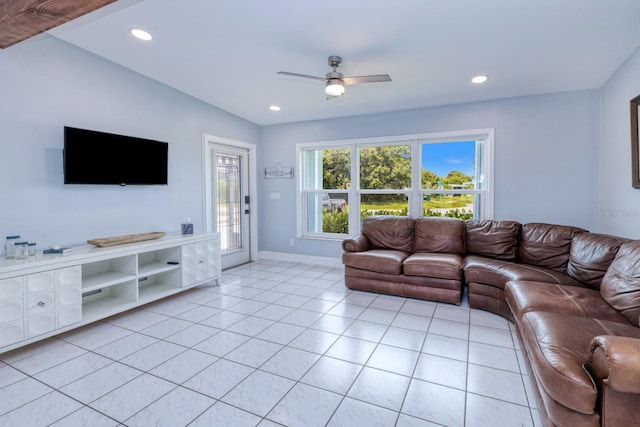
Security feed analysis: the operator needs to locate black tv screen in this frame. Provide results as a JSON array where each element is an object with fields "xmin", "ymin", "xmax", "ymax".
[{"xmin": 64, "ymin": 127, "xmax": 168, "ymax": 185}]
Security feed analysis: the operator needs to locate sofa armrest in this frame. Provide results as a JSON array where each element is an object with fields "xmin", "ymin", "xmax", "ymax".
[
  {"xmin": 587, "ymin": 335, "xmax": 640, "ymax": 393},
  {"xmin": 342, "ymin": 234, "xmax": 371, "ymax": 252}
]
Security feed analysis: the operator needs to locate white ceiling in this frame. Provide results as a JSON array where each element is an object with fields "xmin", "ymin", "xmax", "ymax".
[{"xmin": 48, "ymin": 0, "xmax": 640, "ymax": 126}]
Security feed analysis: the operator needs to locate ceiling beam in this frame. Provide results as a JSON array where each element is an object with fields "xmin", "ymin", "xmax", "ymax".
[{"xmin": 0, "ymin": 0, "xmax": 117, "ymax": 49}]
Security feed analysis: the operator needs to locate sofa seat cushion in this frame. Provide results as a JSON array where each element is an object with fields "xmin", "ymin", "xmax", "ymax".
[
  {"xmin": 403, "ymin": 253, "xmax": 463, "ymax": 280},
  {"xmin": 506, "ymin": 280, "xmax": 631, "ymax": 324},
  {"xmin": 519, "ymin": 311, "xmax": 640, "ymax": 415},
  {"xmin": 342, "ymin": 250, "xmax": 409, "ymax": 275},
  {"xmin": 463, "ymin": 255, "xmax": 585, "ymax": 290}
]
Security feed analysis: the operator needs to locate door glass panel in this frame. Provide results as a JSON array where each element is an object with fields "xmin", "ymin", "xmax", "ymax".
[{"xmin": 216, "ymin": 153, "xmax": 242, "ymax": 252}]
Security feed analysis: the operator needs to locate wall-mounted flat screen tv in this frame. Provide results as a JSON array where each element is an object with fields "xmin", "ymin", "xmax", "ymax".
[{"xmin": 64, "ymin": 126, "xmax": 168, "ymax": 185}]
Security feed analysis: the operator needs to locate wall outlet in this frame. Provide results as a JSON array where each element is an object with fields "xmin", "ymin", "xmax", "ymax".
[{"xmin": 289, "ymin": 238, "xmax": 295, "ymax": 246}]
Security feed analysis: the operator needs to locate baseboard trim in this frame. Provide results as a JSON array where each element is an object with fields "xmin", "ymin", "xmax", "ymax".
[{"xmin": 257, "ymin": 251, "xmax": 343, "ymax": 268}]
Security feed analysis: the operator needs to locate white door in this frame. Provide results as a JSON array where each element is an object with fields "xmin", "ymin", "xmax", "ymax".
[{"xmin": 212, "ymin": 145, "xmax": 251, "ymax": 268}]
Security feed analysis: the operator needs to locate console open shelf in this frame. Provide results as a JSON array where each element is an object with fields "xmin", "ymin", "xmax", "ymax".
[
  {"xmin": 82, "ymin": 271, "xmax": 137, "ymax": 293},
  {"xmin": 81, "ymin": 255, "xmax": 137, "ymax": 294},
  {"xmin": 82, "ymin": 280, "xmax": 137, "ymax": 319},
  {"xmin": 138, "ymin": 281, "xmax": 181, "ymax": 304},
  {"xmin": 138, "ymin": 261, "xmax": 180, "ymax": 277},
  {"xmin": 137, "ymin": 268, "xmax": 181, "ymax": 304}
]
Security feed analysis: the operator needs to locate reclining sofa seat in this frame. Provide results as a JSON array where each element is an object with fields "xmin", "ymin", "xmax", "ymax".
[
  {"xmin": 505, "ymin": 239, "xmax": 640, "ymax": 427},
  {"xmin": 464, "ymin": 221, "xmax": 588, "ymax": 318},
  {"xmin": 342, "ymin": 216, "xmax": 464, "ymax": 305}
]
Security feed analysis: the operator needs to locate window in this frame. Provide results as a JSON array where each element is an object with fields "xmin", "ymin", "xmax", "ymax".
[
  {"xmin": 421, "ymin": 140, "xmax": 485, "ymax": 220},
  {"xmin": 359, "ymin": 143, "xmax": 412, "ymax": 219},
  {"xmin": 298, "ymin": 130, "xmax": 493, "ymax": 238},
  {"xmin": 302, "ymin": 147, "xmax": 351, "ymax": 237}
]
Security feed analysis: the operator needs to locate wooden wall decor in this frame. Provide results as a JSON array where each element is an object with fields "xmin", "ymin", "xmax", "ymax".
[{"xmin": 0, "ymin": 0, "xmax": 117, "ymax": 49}]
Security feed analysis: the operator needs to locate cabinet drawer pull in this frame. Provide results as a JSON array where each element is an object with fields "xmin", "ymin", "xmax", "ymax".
[{"xmin": 37, "ymin": 301, "xmax": 46, "ymax": 307}]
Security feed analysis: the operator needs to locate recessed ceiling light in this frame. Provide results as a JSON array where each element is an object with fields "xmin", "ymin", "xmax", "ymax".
[
  {"xmin": 471, "ymin": 75, "xmax": 488, "ymax": 84},
  {"xmin": 269, "ymin": 105, "xmax": 281, "ymax": 111},
  {"xmin": 131, "ymin": 28, "xmax": 152, "ymax": 41}
]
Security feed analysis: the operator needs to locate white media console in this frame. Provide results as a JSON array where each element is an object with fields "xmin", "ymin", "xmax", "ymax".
[{"xmin": 0, "ymin": 232, "xmax": 220, "ymax": 353}]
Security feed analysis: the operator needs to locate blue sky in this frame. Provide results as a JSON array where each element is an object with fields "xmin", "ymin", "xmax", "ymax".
[{"xmin": 421, "ymin": 140, "xmax": 475, "ymax": 177}]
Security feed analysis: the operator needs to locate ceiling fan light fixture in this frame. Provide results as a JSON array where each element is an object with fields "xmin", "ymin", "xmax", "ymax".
[
  {"xmin": 279, "ymin": 55, "xmax": 389, "ymax": 98},
  {"xmin": 325, "ymin": 79, "xmax": 345, "ymax": 97}
]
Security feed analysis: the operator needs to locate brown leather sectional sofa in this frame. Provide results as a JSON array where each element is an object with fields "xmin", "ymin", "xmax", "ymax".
[{"xmin": 341, "ymin": 215, "xmax": 640, "ymax": 427}]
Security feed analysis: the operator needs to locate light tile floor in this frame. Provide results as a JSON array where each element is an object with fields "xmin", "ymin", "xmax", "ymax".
[{"xmin": 0, "ymin": 260, "xmax": 542, "ymax": 426}]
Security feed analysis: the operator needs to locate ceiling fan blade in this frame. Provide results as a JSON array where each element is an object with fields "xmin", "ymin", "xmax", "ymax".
[
  {"xmin": 277, "ymin": 71, "xmax": 326, "ymax": 81},
  {"xmin": 343, "ymin": 74, "xmax": 392, "ymax": 85}
]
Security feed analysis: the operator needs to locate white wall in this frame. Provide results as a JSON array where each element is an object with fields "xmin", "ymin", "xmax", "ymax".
[
  {"xmin": 259, "ymin": 90, "xmax": 601, "ymax": 258},
  {"xmin": 599, "ymin": 47, "xmax": 640, "ymax": 238},
  {"xmin": 0, "ymin": 35, "xmax": 258, "ymax": 248}
]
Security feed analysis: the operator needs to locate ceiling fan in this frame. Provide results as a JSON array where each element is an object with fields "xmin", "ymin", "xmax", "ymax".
[{"xmin": 278, "ymin": 55, "xmax": 392, "ymax": 99}]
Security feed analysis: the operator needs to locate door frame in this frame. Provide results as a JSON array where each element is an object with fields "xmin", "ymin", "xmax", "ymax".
[{"xmin": 202, "ymin": 134, "xmax": 258, "ymax": 264}]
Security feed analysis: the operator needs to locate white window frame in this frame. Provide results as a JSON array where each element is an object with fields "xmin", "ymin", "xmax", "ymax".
[
  {"xmin": 299, "ymin": 145, "xmax": 354, "ymax": 240},
  {"xmin": 296, "ymin": 129, "xmax": 494, "ymax": 239}
]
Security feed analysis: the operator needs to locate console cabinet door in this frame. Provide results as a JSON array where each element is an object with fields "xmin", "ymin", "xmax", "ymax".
[
  {"xmin": 55, "ymin": 266, "xmax": 82, "ymax": 327},
  {"xmin": 56, "ymin": 266, "xmax": 81, "ymax": 288},
  {"xmin": 0, "ymin": 277, "xmax": 23, "ymax": 300},
  {"xmin": 56, "ymin": 286, "xmax": 82, "ymax": 327},
  {"xmin": 27, "ymin": 313, "xmax": 55, "ymax": 338},
  {"xmin": 181, "ymin": 239, "xmax": 219, "ymax": 287},
  {"xmin": 181, "ymin": 242, "xmax": 199, "ymax": 287},
  {"xmin": 0, "ymin": 298, "xmax": 24, "ymax": 324},
  {"xmin": 27, "ymin": 292, "xmax": 55, "ymax": 316},
  {"xmin": 0, "ymin": 278, "xmax": 24, "ymax": 324},
  {"xmin": 26, "ymin": 271, "xmax": 55, "ymax": 293},
  {"xmin": 0, "ymin": 277, "xmax": 25, "ymax": 347},
  {"xmin": 0, "ymin": 321, "xmax": 24, "ymax": 347}
]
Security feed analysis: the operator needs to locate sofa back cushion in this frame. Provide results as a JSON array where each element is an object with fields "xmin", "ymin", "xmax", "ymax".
[
  {"xmin": 362, "ymin": 215, "xmax": 414, "ymax": 252},
  {"xmin": 601, "ymin": 240, "xmax": 640, "ymax": 326},
  {"xmin": 567, "ymin": 232, "xmax": 628, "ymax": 289},
  {"xmin": 519, "ymin": 223, "xmax": 586, "ymax": 272},
  {"xmin": 414, "ymin": 217, "xmax": 464, "ymax": 254},
  {"xmin": 465, "ymin": 220, "xmax": 520, "ymax": 260}
]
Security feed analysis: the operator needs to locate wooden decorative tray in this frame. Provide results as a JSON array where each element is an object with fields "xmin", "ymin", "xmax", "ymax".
[{"xmin": 87, "ymin": 232, "xmax": 166, "ymax": 247}]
